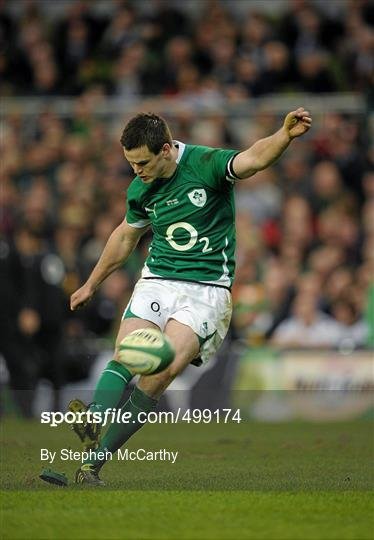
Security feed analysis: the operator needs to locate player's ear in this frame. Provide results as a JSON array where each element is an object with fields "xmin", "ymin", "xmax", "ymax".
[{"xmin": 161, "ymin": 143, "xmax": 172, "ymax": 158}]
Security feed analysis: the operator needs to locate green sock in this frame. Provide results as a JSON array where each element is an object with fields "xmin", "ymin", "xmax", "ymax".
[
  {"xmin": 86, "ymin": 386, "xmax": 158, "ymax": 468},
  {"xmin": 89, "ymin": 360, "xmax": 133, "ymax": 414}
]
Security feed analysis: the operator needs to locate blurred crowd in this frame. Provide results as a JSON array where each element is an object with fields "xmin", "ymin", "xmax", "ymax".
[
  {"xmin": 0, "ymin": 0, "xmax": 373, "ymax": 99},
  {"xmin": 1, "ymin": 102, "xmax": 373, "ymax": 407},
  {"xmin": 0, "ymin": 0, "xmax": 373, "ymax": 414}
]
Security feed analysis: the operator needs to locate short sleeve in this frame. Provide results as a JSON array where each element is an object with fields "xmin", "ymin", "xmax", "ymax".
[
  {"xmin": 125, "ymin": 193, "xmax": 151, "ymax": 228},
  {"xmin": 211, "ymin": 148, "xmax": 240, "ymax": 181},
  {"xmin": 190, "ymin": 146, "xmax": 239, "ymax": 190}
]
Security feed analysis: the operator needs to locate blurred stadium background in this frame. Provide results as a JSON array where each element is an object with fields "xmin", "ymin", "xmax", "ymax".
[{"xmin": 1, "ymin": 0, "xmax": 373, "ymax": 419}]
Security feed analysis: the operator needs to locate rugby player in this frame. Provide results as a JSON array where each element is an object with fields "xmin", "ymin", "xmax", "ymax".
[{"xmin": 70, "ymin": 109, "xmax": 312, "ymax": 485}]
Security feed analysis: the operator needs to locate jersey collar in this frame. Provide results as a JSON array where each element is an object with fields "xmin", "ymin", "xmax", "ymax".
[{"xmin": 173, "ymin": 140, "xmax": 186, "ymax": 164}]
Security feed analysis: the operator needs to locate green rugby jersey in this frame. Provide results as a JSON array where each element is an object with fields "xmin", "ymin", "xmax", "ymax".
[{"xmin": 125, "ymin": 142, "xmax": 239, "ymax": 288}]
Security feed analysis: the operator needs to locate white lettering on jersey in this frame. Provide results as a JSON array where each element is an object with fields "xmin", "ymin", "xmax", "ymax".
[{"xmin": 166, "ymin": 198, "xmax": 179, "ymax": 206}]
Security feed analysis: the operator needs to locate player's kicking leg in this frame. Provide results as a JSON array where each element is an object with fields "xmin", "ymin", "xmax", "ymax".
[
  {"xmin": 75, "ymin": 318, "xmax": 200, "ymax": 486},
  {"xmin": 70, "ymin": 318, "xmax": 159, "ymax": 483}
]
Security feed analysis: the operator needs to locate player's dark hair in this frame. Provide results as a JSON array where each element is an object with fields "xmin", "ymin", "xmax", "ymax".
[{"xmin": 120, "ymin": 113, "xmax": 173, "ymax": 154}]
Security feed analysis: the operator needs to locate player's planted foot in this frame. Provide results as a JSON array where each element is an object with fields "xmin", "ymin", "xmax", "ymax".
[
  {"xmin": 75, "ymin": 464, "xmax": 105, "ymax": 486},
  {"xmin": 68, "ymin": 398, "xmax": 101, "ymax": 451}
]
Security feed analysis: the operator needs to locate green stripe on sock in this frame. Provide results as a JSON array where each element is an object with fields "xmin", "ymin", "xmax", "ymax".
[
  {"xmin": 103, "ymin": 369, "xmax": 129, "ymax": 384},
  {"xmin": 106, "ymin": 360, "xmax": 132, "ymax": 382},
  {"xmin": 90, "ymin": 360, "xmax": 133, "ymax": 415}
]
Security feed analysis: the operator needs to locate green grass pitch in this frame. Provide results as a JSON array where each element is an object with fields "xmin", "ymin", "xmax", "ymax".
[{"xmin": 1, "ymin": 418, "xmax": 373, "ymax": 539}]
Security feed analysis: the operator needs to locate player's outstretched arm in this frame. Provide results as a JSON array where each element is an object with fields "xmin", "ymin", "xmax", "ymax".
[
  {"xmin": 70, "ymin": 220, "xmax": 148, "ymax": 311},
  {"xmin": 232, "ymin": 107, "xmax": 312, "ymax": 179}
]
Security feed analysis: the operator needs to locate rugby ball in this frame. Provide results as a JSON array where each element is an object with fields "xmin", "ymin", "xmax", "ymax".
[{"xmin": 117, "ymin": 328, "xmax": 175, "ymax": 375}]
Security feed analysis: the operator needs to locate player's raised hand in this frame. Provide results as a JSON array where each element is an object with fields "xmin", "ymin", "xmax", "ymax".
[
  {"xmin": 283, "ymin": 107, "xmax": 312, "ymax": 139},
  {"xmin": 70, "ymin": 283, "xmax": 95, "ymax": 311}
]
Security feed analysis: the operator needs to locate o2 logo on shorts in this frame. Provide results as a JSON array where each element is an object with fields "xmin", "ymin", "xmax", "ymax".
[
  {"xmin": 165, "ymin": 222, "xmax": 212, "ymax": 253},
  {"xmin": 151, "ymin": 301, "xmax": 161, "ymax": 317}
]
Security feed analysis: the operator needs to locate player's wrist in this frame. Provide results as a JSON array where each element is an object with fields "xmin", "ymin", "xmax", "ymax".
[
  {"xmin": 281, "ymin": 125, "xmax": 293, "ymax": 141},
  {"xmin": 85, "ymin": 280, "xmax": 99, "ymax": 294}
]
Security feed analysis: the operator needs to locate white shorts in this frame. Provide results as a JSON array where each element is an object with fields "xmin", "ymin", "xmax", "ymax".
[{"xmin": 123, "ymin": 278, "xmax": 232, "ymax": 364}]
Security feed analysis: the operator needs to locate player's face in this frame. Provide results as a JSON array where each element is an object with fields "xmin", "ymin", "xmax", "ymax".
[{"xmin": 123, "ymin": 144, "xmax": 171, "ymax": 183}]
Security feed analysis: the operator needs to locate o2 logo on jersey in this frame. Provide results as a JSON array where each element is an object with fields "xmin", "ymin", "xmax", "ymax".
[
  {"xmin": 165, "ymin": 221, "xmax": 212, "ymax": 253},
  {"xmin": 188, "ymin": 189, "xmax": 207, "ymax": 208}
]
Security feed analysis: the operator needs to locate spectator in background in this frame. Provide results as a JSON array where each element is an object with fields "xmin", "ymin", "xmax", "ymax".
[
  {"xmin": 343, "ymin": 2, "xmax": 374, "ymax": 92},
  {"xmin": 233, "ymin": 56, "xmax": 262, "ymax": 98},
  {"xmin": 99, "ymin": 5, "xmax": 138, "ymax": 59},
  {"xmin": 0, "ymin": 172, "xmax": 19, "ymax": 236},
  {"xmin": 148, "ymin": 0, "xmax": 190, "ymax": 47},
  {"xmin": 54, "ymin": 12, "xmax": 92, "ymax": 94},
  {"xmin": 257, "ymin": 41, "xmax": 293, "ymax": 94},
  {"xmin": 322, "ymin": 267, "xmax": 354, "ymax": 311},
  {"xmin": 209, "ymin": 37, "xmax": 236, "ymax": 86},
  {"xmin": 362, "ymin": 171, "xmax": 374, "ymax": 199},
  {"xmin": 308, "ymin": 244, "xmax": 345, "ymax": 283},
  {"xmin": 81, "ymin": 213, "xmax": 117, "ymax": 275},
  {"xmin": 0, "ymin": 233, "xmax": 40, "ymax": 416},
  {"xmin": 239, "ymin": 12, "xmax": 272, "ymax": 65},
  {"xmin": 272, "ymin": 291, "xmax": 342, "ymax": 349},
  {"xmin": 279, "ymin": 1, "xmax": 325, "ymax": 54},
  {"xmin": 231, "ymin": 281, "xmax": 267, "ymax": 345},
  {"xmin": 310, "ymin": 160, "xmax": 347, "ymax": 212},
  {"xmin": 112, "ymin": 42, "xmax": 146, "ymax": 101},
  {"xmin": 330, "ymin": 297, "xmax": 368, "ymax": 348},
  {"xmin": 235, "ymin": 168, "xmax": 282, "ymax": 225},
  {"xmin": 18, "ymin": 183, "xmax": 55, "ymax": 242},
  {"xmin": 83, "ymin": 270, "xmax": 132, "ymax": 337},
  {"xmin": 279, "ymin": 154, "xmax": 311, "ymax": 197},
  {"xmin": 281, "ymin": 195, "xmax": 314, "ymax": 253},
  {"xmin": 296, "ymin": 49, "xmax": 336, "ymax": 93},
  {"xmin": 160, "ymin": 36, "xmax": 194, "ymax": 94},
  {"xmin": 263, "ymin": 259, "xmax": 294, "ymax": 339},
  {"xmin": 12, "ymin": 222, "xmax": 69, "ymax": 411},
  {"xmin": 1, "ymin": 0, "xmax": 372, "ymax": 97}
]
